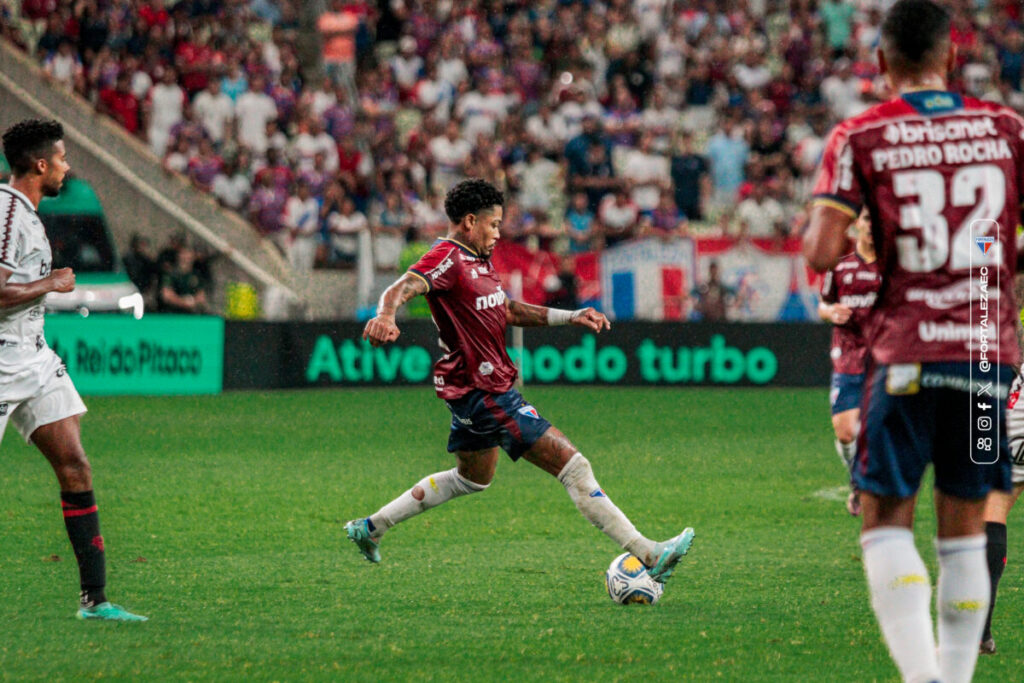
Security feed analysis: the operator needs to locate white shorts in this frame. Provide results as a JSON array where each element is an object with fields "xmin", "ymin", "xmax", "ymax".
[
  {"xmin": 0, "ymin": 349, "xmax": 87, "ymax": 444},
  {"xmin": 1007, "ymin": 374, "xmax": 1024, "ymax": 485}
]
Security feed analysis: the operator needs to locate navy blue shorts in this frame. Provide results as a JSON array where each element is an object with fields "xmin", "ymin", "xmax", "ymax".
[
  {"xmin": 830, "ymin": 371, "xmax": 866, "ymax": 415},
  {"xmin": 855, "ymin": 362, "xmax": 1014, "ymax": 500},
  {"xmin": 445, "ymin": 388, "xmax": 552, "ymax": 460}
]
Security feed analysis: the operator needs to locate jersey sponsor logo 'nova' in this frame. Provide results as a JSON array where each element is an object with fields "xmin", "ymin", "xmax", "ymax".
[
  {"xmin": 838, "ymin": 293, "xmax": 877, "ymax": 308},
  {"xmin": 475, "ymin": 289, "xmax": 506, "ymax": 311}
]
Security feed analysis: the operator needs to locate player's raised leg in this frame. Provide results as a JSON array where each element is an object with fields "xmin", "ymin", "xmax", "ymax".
[
  {"xmin": 522, "ymin": 426, "xmax": 694, "ymax": 583},
  {"xmin": 34, "ymin": 416, "xmax": 146, "ymax": 622},
  {"xmin": 345, "ymin": 448, "xmax": 496, "ymax": 563},
  {"xmin": 860, "ymin": 493, "xmax": 940, "ymax": 683}
]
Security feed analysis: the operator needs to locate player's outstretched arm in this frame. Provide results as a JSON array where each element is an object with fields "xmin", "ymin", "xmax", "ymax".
[
  {"xmin": 362, "ymin": 272, "xmax": 429, "ymax": 347},
  {"xmin": 505, "ymin": 300, "xmax": 611, "ymax": 333},
  {"xmin": 804, "ymin": 204, "xmax": 855, "ymax": 272},
  {"xmin": 0, "ymin": 266, "xmax": 75, "ymax": 309}
]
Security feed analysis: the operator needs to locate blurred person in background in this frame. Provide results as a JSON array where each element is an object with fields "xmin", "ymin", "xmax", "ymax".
[
  {"xmin": 159, "ymin": 246, "xmax": 209, "ymax": 313},
  {"xmin": 670, "ymin": 130, "xmax": 710, "ymax": 222},
  {"xmin": 328, "ymin": 195, "xmax": 368, "ymax": 266},
  {"xmin": 123, "ymin": 234, "xmax": 159, "ymax": 308},
  {"xmin": 693, "ymin": 260, "xmax": 732, "ymax": 322},
  {"xmin": 284, "ymin": 180, "xmax": 320, "ymax": 273}
]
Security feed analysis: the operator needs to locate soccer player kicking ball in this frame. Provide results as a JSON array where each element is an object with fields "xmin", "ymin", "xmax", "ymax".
[
  {"xmin": 346, "ymin": 179, "xmax": 694, "ymax": 583},
  {"xmin": 0, "ymin": 120, "xmax": 145, "ymax": 622},
  {"xmin": 818, "ymin": 208, "xmax": 881, "ymax": 516},
  {"xmin": 805, "ymin": 1, "xmax": 1024, "ymax": 680}
]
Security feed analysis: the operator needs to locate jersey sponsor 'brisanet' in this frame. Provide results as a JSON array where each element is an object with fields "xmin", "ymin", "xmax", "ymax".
[
  {"xmin": 812, "ymin": 91, "xmax": 1024, "ymax": 366},
  {"xmin": 0, "ymin": 184, "xmax": 52, "ymax": 364},
  {"xmin": 820, "ymin": 252, "xmax": 881, "ymax": 374},
  {"xmin": 408, "ymin": 238, "xmax": 517, "ymax": 400}
]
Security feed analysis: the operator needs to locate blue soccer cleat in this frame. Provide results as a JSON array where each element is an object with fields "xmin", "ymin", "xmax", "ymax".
[
  {"xmin": 344, "ymin": 518, "xmax": 381, "ymax": 563},
  {"xmin": 77, "ymin": 602, "xmax": 148, "ymax": 622},
  {"xmin": 647, "ymin": 528, "xmax": 695, "ymax": 584}
]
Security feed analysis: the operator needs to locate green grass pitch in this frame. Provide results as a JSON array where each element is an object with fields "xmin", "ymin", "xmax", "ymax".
[{"xmin": 1, "ymin": 387, "xmax": 1022, "ymax": 680}]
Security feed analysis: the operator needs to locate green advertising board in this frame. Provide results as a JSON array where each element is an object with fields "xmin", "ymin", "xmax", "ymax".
[{"xmin": 46, "ymin": 314, "xmax": 224, "ymax": 395}]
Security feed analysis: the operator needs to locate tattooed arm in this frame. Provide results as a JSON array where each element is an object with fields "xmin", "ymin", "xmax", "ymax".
[
  {"xmin": 362, "ymin": 272, "xmax": 430, "ymax": 347},
  {"xmin": 505, "ymin": 299, "xmax": 611, "ymax": 332}
]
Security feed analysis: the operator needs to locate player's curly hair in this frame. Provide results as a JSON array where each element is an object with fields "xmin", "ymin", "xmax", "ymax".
[
  {"xmin": 881, "ymin": 0, "xmax": 950, "ymax": 75},
  {"xmin": 444, "ymin": 179, "xmax": 504, "ymax": 224},
  {"xmin": 2, "ymin": 119, "xmax": 64, "ymax": 176}
]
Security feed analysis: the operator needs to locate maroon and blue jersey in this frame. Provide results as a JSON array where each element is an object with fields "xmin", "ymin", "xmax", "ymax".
[
  {"xmin": 408, "ymin": 237, "xmax": 517, "ymax": 400},
  {"xmin": 820, "ymin": 252, "xmax": 881, "ymax": 375},
  {"xmin": 812, "ymin": 91, "xmax": 1024, "ymax": 367}
]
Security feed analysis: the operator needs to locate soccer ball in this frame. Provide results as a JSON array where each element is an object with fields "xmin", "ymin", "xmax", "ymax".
[{"xmin": 605, "ymin": 552, "xmax": 663, "ymax": 605}]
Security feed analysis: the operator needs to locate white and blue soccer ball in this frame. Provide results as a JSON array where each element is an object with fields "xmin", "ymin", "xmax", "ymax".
[{"xmin": 605, "ymin": 552, "xmax": 663, "ymax": 605}]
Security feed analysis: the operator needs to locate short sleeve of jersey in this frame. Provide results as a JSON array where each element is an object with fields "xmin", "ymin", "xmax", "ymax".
[
  {"xmin": 408, "ymin": 242, "xmax": 461, "ymax": 292},
  {"xmin": 811, "ymin": 125, "xmax": 863, "ymax": 219},
  {"xmin": 0, "ymin": 192, "xmax": 23, "ymax": 270},
  {"xmin": 820, "ymin": 269, "xmax": 837, "ymax": 304}
]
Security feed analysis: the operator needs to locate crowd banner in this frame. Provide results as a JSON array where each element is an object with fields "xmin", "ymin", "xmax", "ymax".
[
  {"xmin": 490, "ymin": 237, "xmax": 822, "ymax": 322},
  {"xmin": 223, "ymin": 320, "xmax": 832, "ymax": 389},
  {"xmin": 47, "ymin": 314, "xmax": 225, "ymax": 395}
]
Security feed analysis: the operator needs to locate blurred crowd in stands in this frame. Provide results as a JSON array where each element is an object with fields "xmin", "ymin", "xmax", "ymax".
[{"xmin": 2, "ymin": 0, "xmax": 1023, "ymax": 281}]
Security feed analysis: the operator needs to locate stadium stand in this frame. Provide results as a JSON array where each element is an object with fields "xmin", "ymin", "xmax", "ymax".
[{"xmin": 1, "ymin": 0, "xmax": 1022, "ymax": 317}]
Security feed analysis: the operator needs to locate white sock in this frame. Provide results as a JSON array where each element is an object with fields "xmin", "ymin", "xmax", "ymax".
[
  {"xmin": 835, "ymin": 438, "xmax": 857, "ymax": 473},
  {"xmin": 557, "ymin": 453, "xmax": 656, "ymax": 564},
  {"xmin": 861, "ymin": 527, "xmax": 940, "ymax": 683},
  {"xmin": 368, "ymin": 468, "xmax": 488, "ymax": 537},
  {"xmin": 936, "ymin": 534, "xmax": 989, "ymax": 683}
]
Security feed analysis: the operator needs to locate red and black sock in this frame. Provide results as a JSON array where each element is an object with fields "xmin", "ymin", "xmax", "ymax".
[
  {"xmin": 982, "ymin": 521, "xmax": 1007, "ymax": 642},
  {"xmin": 60, "ymin": 490, "xmax": 107, "ymax": 608}
]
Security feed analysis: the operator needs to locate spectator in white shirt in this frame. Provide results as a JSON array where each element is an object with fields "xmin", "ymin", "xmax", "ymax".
[
  {"xmin": 412, "ymin": 62, "xmax": 455, "ymax": 121},
  {"xmin": 525, "ymin": 103, "xmax": 570, "ymax": 155},
  {"xmin": 735, "ymin": 182, "xmax": 786, "ymax": 239},
  {"xmin": 211, "ymin": 154, "xmax": 252, "ymax": 211},
  {"xmin": 598, "ymin": 189, "xmax": 640, "ymax": 247},
  {"xmin": 391, "ymin": 36, "xmax": 424, "ymax": 91},
  {"xmin": 820, "ymin": 58, "xmax": 865, "ymax": 120},
  {"xmin": 455, "ymin": 82, "xmax": 509, "ymax": 142},
  {"xmin": 235, "ymin": 75, "xmax": 278, "ymax": 156},
  {"xmin": 43, "ymin": 40, "xmax": 84, "ymax": 92},
  {"xmin": 516, "ymin": 147, "xmax": 561, "ymax": 215},
  {"xmin": 328, "ymin": 196, "xmax": 368, "ymax": 264},
  {"xmin": 290, "ymin": 118, "xmax": 339, "ymax": 172},
  {"xmin": 146, "ymin": 67, "xmax": 185, "ymax": 156},
  {"xmin": 193, "ymin": 79, "xmax": 235, "ymax": 145},
  {"xmin": 622, "ymin": 133, "xmax": 670, "ymax": 213},
  {"xmin": 284, "ymin": 181, "xmax": 321, "ymax": 272},
  {"xmin": 429, "ymin": 120, "xmax": 472, "ymax": 194},
  {"xmin": 733, "ymin": 51, "xmax": 772, "ymax": 91},
  {"xmin": 640, "ymin": 87, "xmax": 680, "ymax": 154}
]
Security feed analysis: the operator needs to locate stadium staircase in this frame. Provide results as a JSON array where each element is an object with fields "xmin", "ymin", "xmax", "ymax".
[{"xmin": 0, "ymin": 40, "xmax": 359, "ymax": 320}]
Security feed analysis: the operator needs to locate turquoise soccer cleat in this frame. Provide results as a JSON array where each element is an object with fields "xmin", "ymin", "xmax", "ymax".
[
  {"xmin": 647, "ymin": 527, "xmax": 695, "ymax": 584},
  {"xmin": 345, "ymin": 518, "xmax": 381, "ymax": 563},
  {"xmin": 77, "ymin": 602, "xmax": 148, "ymax": 622}
]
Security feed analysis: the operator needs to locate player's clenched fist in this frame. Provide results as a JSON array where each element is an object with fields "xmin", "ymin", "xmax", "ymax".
[
  {"xmin": 48, "ymin": 267, "xmax": 75, "ymax": 293},
  {"xmin": 363, "ymin": 314, "xmax": 401, "ymax": 347},
  {"xmin": 571, "ymin": 307, "xmax": 611, "ymax": 333}
]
